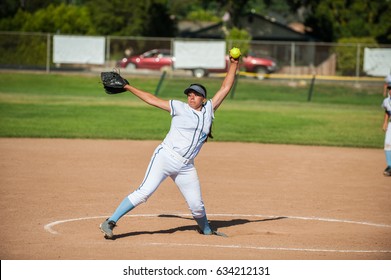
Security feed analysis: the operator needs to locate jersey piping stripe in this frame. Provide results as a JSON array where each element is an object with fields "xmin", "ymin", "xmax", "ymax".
[
  {"xmin": 196, "ymin": 109, "xmax": 207, "ymax": 149},
  {"xmin": 183, "ymin": 108, "xmax": 206, "ymax": 159},
  {"xmin": 137, "ymin": 146, "xmax": 163, "ymax": 190},
  {"xmin": 183, "ymin": 112, "xmax": 200, "ymax": 158}
]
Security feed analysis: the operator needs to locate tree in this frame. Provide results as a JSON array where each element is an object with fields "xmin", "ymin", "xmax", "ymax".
[
  {"xmin": 167, "ymin": 0, "xmax": 205, "ymax": 20},
  {"xmin": 1, "ymin": 0, "xmax": 390, "ymax": 43},
  {"xmin": 221, "ymin": 0, "xmax": 251, "ymax": 27},
  {"xmin": 284, "ymin": 0, "xmax": 391, "ymax": 43},
  {"xmin": 226, "ymin": 27, "xmax": 252, "ymax": 55},
  {"xmin": 334, "ymin": 37, "xmax": 378, "ymax": 75},
  {"xmin": 141, "ymin": 1, "xmax": 177, "ymax": 37},
  {"xmin": 85, "ymin": 0, "xmax": 144, "ymax": 36},
  {"xmin": 0, "ymin": 0, "xmax": 21, "ymax": 19},
  {"xmin": 0, "ymin": 0, "xmax": 72, "ymax": 18},
  {"xmin": 85, "ymin": 0, "xmax": 176, "ymax": 37},
  {"xmin": 0, "ymin": 3, "xmax": 96, "ymax": 34}
]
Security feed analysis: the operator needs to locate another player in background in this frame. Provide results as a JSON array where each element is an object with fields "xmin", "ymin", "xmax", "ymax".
[
  {"xmin": 383, "ymin": 70, "xmax": 391, "ymax": 97},
  {"xmin": 382, "ymin": 85, "xmax": 391, "ymax": 176},
  {"xmin": 100, "ymin": 54, "xmax": 240, "ymax": 239}
]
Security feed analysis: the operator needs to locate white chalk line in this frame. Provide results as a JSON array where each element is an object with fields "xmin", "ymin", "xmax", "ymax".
[
  {"xmin": 44, "ymin": 213, "xmax": 391, "ymax": 234},
  {"xmin": 43, "ymin": 213, "xmax": 391, "ymax": 254},
  {"xmin": 146, "ymin": 243, "xmax": 391, "ymax": 254}
]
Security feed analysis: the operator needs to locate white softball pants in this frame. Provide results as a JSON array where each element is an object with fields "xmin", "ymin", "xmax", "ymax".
[
  {"xmin": 127, "ymin": 144, "xmax": 206, "ymax": 218},
  {"xmin": 385, "ymin": 122, "xmax": 391, "ymax": 151}
]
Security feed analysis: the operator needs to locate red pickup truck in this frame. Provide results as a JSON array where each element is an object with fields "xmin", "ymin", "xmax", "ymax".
[{"xmin": 117, "ymin": 48, "xmax": 277, "ymax": 79}]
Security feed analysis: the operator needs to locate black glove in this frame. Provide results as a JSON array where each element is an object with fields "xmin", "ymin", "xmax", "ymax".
[{"xmin": 100, "ymin": 71, "xmax": 129, "ymax": 94}]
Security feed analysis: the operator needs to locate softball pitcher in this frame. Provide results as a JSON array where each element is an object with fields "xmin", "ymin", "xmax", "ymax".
[
  {"xmin": 100, "ymin": 55, "xmax": 240, "ymax": 239},
  {"xmin": 382, "ymin": 85, "xmax": 391, "ymax": 176}
]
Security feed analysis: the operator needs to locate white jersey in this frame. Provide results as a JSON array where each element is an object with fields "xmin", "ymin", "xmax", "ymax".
[
  {"xmin": 385, "ymin": 74, "xmax": 391, "ymax": 86},
  {"xmin": 382, "ymin": 96, "xmax": 391, "ymax": 116},
  {"xmin": 162, "ymin": 99, "xmax": 214, "ymax": 160},
  {"xmin": 382, "ymin": 96, "xmax": 391, "ymax": 151}
]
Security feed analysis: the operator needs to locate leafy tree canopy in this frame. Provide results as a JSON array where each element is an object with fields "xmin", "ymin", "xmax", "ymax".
[
  {"xmin": 84, "ymin": 0, "xmax": 176, "ymax": 36},
  {"xmin": 0, "ymin": 3, "xmax": 96, "ymax": 34},
  {"xmin": 0, "ymin": 0, "xmax": 390, "ymax": 43},
  {"xmin": 288, "ymin": 0, "xmax": 391, "ymax": 43}
]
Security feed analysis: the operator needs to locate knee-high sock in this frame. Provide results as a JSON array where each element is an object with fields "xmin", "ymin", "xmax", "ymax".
[
  {"xmin": 194, "ymin": 215, "xmax": 212, "ymax": 235},
  {"xmin": 386, "ymin": 150, "xmax": 391, "ymax": 166},
  {"xmin": 109, "ymin": 197, "xmax": 134, "ymax": 223}
]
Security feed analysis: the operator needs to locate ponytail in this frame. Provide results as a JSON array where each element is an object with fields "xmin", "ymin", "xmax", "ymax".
[{"xmin": 206, "ymin": 123, "xmax": 213, "ymax": 142}]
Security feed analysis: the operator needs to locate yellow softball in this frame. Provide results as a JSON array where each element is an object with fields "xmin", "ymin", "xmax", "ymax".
[{"xmin": 229, "ymin": 47, "xmax": 241, "ymax": 59}]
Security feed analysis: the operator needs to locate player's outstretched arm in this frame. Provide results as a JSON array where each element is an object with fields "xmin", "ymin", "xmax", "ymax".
[
  {"xmin": 124, "ymin": 84, "xmax": 170, "ymax": 112},
  {"xmin": 211, "ymin": 56, "xmax": 240, "ymax": 111}
]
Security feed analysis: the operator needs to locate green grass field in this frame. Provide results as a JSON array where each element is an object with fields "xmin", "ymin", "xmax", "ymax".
[{"xmin": 0, "ymin": 72, "xmax": 386, "ymax": 148}]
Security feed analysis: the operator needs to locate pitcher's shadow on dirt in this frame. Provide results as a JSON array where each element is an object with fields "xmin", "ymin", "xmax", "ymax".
[{"xmin": 113, "ymin": 214, "xmax": 287, "ymax": 240}]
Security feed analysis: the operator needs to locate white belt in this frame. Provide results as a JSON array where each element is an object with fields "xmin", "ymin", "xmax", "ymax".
[{"xmin": 161, "ymin": 143, "xmax": 193, "ymax": 165}]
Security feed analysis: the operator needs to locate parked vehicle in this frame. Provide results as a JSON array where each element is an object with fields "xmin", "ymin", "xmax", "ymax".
[
  {"xmin": 117, "ymin": 48, "xmax": 277, "ymax": 79},
  {"xmin": 117, "ymin": 49, "xmax": 173, "ymax": 71}
]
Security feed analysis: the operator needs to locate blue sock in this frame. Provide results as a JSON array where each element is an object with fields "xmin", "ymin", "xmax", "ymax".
[
  {"xmin": 386, "ymin": 150, "xmax": 391, "ymax": 166},
  {"xmin": 109, "ymin": 197, "xmax": 135, "ymax": 223},
  {"xmin": 194, "ymin": 215, "xmax": 212, "ymax": 235}
]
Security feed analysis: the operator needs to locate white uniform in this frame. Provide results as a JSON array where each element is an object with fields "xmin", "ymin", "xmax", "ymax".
[
  {"xmin": 385, "ymin": 74, "xmax": 391, "ymax": 87},
  {"xmin": 382, "ymin": 96, "xmax": 391, "ymax": 151},
  {"xmin": 127, "ymin": 99, "xmax": 214, "ymax": 218}
]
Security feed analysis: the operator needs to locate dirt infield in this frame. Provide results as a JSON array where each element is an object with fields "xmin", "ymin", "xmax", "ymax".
[{"xmin": 0, "ymin": 138, "xmax": 390, "ymax": 260}]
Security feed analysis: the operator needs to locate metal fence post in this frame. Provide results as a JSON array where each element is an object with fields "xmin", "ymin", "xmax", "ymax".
[
  {"xmin": 46, "ymin": 33, "xmax": 51, "ymax": 73},
  {"xmin": 355, "ymin": 43, "xmax": 361, "ymax": 86},
  {"xmin": 155, "ymin": 71, "xmax": 167, "ymax": 96},
  {"xmin": 291, "ymin": 42, "xmax": 295, "ymax": 82},
  {"xmin": 106, "ymin": 36, "xmax": 110, "ymax": 68},
  {"xmin": 307, "ymin": 74, "xmax": 316, "ymax": 102}
]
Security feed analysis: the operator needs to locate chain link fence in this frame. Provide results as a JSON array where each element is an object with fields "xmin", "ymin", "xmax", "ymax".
[{"xmin": 1, "ymin": 31, "xmax": 390, "ymax": 83}]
